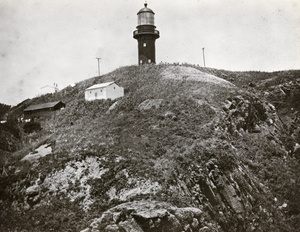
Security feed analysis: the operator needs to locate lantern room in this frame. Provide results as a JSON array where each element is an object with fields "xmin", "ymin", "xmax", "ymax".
[{"xmin": 137, "ymin": 4, "xmax": 155, "ymax": 26}]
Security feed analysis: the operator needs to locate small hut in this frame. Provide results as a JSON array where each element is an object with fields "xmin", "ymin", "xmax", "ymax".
[
  {"xmin": 85, "ymin": 82, "xmax": 124, "ymax": 101},
  {"xmin": 24, "ymin": 101, "xmax": 65, "ymax": 119}
]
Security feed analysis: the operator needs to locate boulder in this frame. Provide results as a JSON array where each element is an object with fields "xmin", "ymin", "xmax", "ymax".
[
  {"xmin": 199, "ymin": 226, "xmax": 210, "ymax": 232},
  {"xmin": 80, "ymin": 228, "xmax": 91, "ymax": 232},
  {"xmin": 164, "ymin": 111, "xmax": 175, "ymax": 118},
  {"xmin": 138, "ymin": 99, "xmax": 164, "ymax": 111},
  {"xmin": 132, "ymin": 209, "xmax": 169, "ymax": 219},
  {"xmin": 106, "ymin": 101, "xmax": 119, "ymax": 114},
  {"xmin": 118, "ymin": 218, "xmax": 143, "ymax": 232},
  {"xmin": 104, "ymin": 224, "xmax": 120, "ymax": 232},
  {"xmin": 26, "ymin": 185, "xmax": 40, "ymax": 196},
  {"xmin": 191, "ymin": 218, "xmax": 199, "ymax": 229}
]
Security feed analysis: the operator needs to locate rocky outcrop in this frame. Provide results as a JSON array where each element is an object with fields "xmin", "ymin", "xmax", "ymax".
[
  {"xmin": 181, "ymin": 159, "xmax": 264, "ymax": 231},
  {"xmin": 221, "ymin": 95, "xmax": 283, "ymax": 135},
  {"xmin": 263, "ymin": 78, "xmax": 300, "ymax": 107},
  {"xmin": 82, "ymin": 200, "xmax": 217, "ymax": 232},
  {"xmin": 75, "ymin": 157, "xmax": 266, "ymax": 232},
  {"xmin": 42, "ymin": 156, "xmax": 108, "ymax": 211}
]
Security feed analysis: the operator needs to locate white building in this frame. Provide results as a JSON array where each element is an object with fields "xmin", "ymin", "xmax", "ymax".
[
  {"xmin": 85, "ymin": 81, "xmax": 124, "ymax": 101},
  {"xmin": 39, "ymin": 84, "xmax": 59, "ymax": 95}
]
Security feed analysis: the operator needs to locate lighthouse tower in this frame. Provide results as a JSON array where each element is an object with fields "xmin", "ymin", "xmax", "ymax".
[{"xmin": 133, "ymin": 3, "xmax": 160, "ymax": 65}]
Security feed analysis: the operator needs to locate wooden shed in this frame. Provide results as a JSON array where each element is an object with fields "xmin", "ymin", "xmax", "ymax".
[{"xmin": 24, "ymin": 101, "xmax": 65, "ymax": 119}]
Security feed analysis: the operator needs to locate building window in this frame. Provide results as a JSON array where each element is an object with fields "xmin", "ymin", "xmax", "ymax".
[
  {"xmin": 95, "ymin": 93, "xmax": 97, "ymax": 98},
  {"xmin": 143, "ymin": 43, "xmax": 146, "ymax": 47},
  {"xmin": 114, "ymin": 87, "xmax": 115, "ymax": 89},
  {"xmin": 148, "ymin": 59, "xmax": 151, "ymax": 63}
]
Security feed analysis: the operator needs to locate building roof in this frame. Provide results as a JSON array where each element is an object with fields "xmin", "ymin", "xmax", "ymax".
[
  {"xmin": 86, "ymin": 81, "xmax": 115, "ymax": 91},
  {"xmin": 24, "ymin": 101, "xmax": 64, "ymax": 112},
  {"xmin": 138, "ymin": 3, "xmax": 155, "ymax": 14}
]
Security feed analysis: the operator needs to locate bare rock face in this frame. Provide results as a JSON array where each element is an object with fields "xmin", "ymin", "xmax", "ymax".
[
  {"xmin": 21, "ymin": 144, "xmax": 52, "ymax": 163},
  {"xmin": 221, "ymin": 95, "xmax": 283, "ymax": 135},
  {"xmin": 84, "ymin": 200, "xmax": 215, "ymax": 232}
]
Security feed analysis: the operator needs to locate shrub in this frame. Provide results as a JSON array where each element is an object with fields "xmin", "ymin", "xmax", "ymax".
[
  {"xmin": 0, "ymin": 103, "xmax": 11, "ymax": 119},
  {"xmin": 23, "ymin": 122, "xmax": 42, "ymax": 133},
  {"xmin": 0, "ymin": 196, "xmax": 87, "ymax": 232},
  {"xmin": 0, "ymin": 120, "xmax": 20, "ymax": 139}
]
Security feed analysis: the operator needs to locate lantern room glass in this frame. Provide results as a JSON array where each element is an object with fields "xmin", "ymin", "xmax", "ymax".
[{"xmin": 138, "ymin": 12, "xmax": 155, "ymax": 26}]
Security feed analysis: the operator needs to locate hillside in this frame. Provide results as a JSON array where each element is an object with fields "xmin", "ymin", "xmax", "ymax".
[{"xmin": 0, "ymin": 64, "xmax": 300, "ymax": 232}]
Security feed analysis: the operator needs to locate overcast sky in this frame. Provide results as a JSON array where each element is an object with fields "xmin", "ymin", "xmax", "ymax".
[{"xmin": 0, "ymin": 0, "xmax": 299, "ymax": 106}]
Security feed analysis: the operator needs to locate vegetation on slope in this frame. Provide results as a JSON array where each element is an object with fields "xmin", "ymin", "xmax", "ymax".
[{"xmin": 0, "ymin": 64, "xmax": 299, "ymax": 231}]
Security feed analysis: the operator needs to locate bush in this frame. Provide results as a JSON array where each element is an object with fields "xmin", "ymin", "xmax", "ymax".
[
  {"xmin": 0, "ymin": 103, "xmax": 11, "ymax": 119},
  {"xmin": 23, "ymin": 122, "xmax": 42, "ymax": 133},
  {"xmin": 0, "ymin": 120, "xmax": 20, "ymax": 139},
  {"xmin": 0, "ymin": 196, "xmax": 87, "ymax": 232}
]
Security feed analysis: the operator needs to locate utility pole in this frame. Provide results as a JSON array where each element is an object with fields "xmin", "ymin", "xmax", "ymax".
[
  {"xmin": 96, "ymin": 57, "xmax": 101, "ymax": 77},
  {"xmin": 202, "ymin": 47, "xmax": 206, "ymax": 68}
]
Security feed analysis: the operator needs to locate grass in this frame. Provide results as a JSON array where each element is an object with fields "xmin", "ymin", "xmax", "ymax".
[{"xmin": 1, "ymin": 64, "xmax": 300, "ymax": 231}]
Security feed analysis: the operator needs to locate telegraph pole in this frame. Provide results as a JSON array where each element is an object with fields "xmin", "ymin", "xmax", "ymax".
[
  {"xmin": 96, "ymin": 57, "xmax": 101, "ymax": 77},
  {"xmin": 202, "ymin": 47, "xmax": 206, "ymax": 68}
]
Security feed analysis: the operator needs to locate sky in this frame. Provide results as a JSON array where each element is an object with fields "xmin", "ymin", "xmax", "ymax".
[{"xmin": 0, "ymin": 0, "xmax": 299, "ymax": 106}]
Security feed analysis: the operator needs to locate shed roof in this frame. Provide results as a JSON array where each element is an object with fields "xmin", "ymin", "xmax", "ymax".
[
  {"xmin": 86, "ymin": 81, "xmax": 115, "ymax": 91},
  {"xmin": 24, "ymin": 101, "xmax": 64, "ymax": 112}
]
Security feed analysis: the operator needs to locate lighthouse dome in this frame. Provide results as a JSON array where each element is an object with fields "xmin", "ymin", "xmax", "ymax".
[
  {"xmin": 137, "ymin": 3, "xmax": 155, "ymax": 26},
  {"xmin": 137, "ymin": 3, "xmax": 155, "ymax": 14}
]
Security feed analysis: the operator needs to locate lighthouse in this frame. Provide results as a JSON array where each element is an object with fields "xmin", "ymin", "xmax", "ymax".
[{"xmin": 133, "ymin": 3, "xmax": 160, "ymax": 65}]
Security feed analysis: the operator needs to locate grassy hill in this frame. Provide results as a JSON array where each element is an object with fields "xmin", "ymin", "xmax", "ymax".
[{"xmin": 0, "ymin": 64, "xmax": 300, "ymax": 232}]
